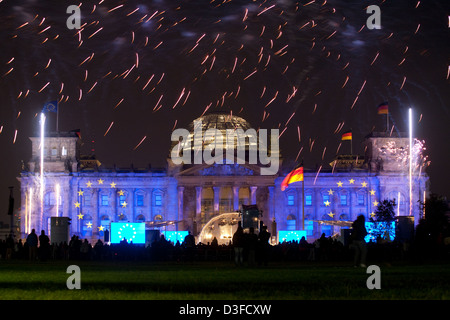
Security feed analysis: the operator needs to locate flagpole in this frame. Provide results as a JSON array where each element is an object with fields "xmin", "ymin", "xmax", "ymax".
[
  {"xmin": 386, "ymin": 113, "xmax": 389, "ymax": 133},
  {"xmin": 299, "ymin": 160, "xmax": 305, "ymax": 230},
  {"xmin": 302, "ymin": 178, "xmax": 305, "ymax": 230},
  {"xmin": 350, "ymin": 128, "xmax": 353, "ymax": 155},
  {"xmin": 56, "ymin": 102, "xmax": 59, "ymax": 132},
  {"xmin": 8, "ymin": 186, "xmax": 14, "ymax": 235}
]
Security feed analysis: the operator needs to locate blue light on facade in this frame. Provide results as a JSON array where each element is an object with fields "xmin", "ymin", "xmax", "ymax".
[
  {"xmin": 162, "ymin": 231, "xmax": 188, "ymax": 244},
  {"xmin": 278, "ymin": 230, "xmax": 307, "ymax": 242},
  {"xmin": 364, "ymin": 221, "xmax": 396, "ymax": 242},
  {"xmin": 110, "ymin": 222, "xmax": 146, "ymax": 244}
]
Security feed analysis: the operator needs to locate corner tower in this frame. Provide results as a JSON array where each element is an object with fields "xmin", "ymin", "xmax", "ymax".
[
  {"xmin": 364, "ymin": 132, "xmax": 429, "ymax": 223},
  {"xmin": 28, "ymin": 131, "xmax": 81, "ymax": 173},
  {"xmin": 364, "ymin": 132, "xmax": 411, "ymax": 172}
]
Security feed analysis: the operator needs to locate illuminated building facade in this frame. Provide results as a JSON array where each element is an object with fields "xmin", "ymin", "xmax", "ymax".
[{"xmin": 18, "ymin": 113, "xmax": 429, "ymax": 243}]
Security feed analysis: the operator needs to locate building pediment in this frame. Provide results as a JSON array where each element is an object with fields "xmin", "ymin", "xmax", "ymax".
[
  {"xmin": 175, "ymin": 162, "xmax": 264, "ymax": 177},
  {"xmin": 200, "ymin": 163, "xmax": 255, "ymax": 176}
]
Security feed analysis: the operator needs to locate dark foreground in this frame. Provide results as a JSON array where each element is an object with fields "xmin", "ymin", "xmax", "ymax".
[{"xmin": 0, "ymin": 259, "xmax": 448, "ymax": 300}]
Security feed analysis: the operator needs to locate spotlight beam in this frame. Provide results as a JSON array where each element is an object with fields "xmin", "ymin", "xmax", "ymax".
[
  {"xmin": 409, "ymin": 108, "xmax": 413, "ymax": 216},
  {"xmin": 40, "ymin": 113, "xmax": 46, "ymax": 231}
]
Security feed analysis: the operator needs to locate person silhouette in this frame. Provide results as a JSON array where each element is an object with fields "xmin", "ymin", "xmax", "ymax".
[
  {"xmin": 245, "ymin": 227, "xmax": 258, "ymax": 267},
  {"xmin": 257, "ymin": 225, "xmax": 271, "ymax": 266},
  {"xmin": 351, "ymin": 215, "xmax": 368, "ymax": 267},
  {"xmin": 39, "ymin": 230, "xmax": 50, "ymax": 261},
  {"xmin": 232, "ymin": 223, "xmax": 245, "ymax": 266},
  {"xmin": 26, "ymin": 229, "xmax": 38, "ymax": 261},
  {"xmin": 183, "ymin": 231, "xmax": 196, "ymax": 261}
]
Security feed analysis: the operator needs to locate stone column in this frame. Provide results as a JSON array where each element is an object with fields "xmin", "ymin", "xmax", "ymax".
[
  {"xmin": 111, "ymin": 188, "xmax": 117, "ymax": 221},
  {"xmin": 297, "ymin": 187, "xmax": 302, "ymax": 230},
  {"xmin": 92, "ymin": 188, "xmax": 99, "ymax": 236},
  {"xmin": 314, "ymin": 188, "xmax": 320, "ymax": 236},
  {"xmin": 268, "ymin": 186, "xmax": 275, "ymax": 220},
  {"xmin": 166, "ymin": 179, "xmax": 178, "ymax": 230},
  {"xmin": 20, "ymin": 185, "xmax": 26, "ymax": 236},
  {"xmin": 177, "ymin": 186, "xmax": 184, "ymax": 232},
  {"xmin": 32, "ymin": 182, "xmax": 39, "ymax": 234},
  {"xmin": 195, "ymin": 186, "xmax": 202, "ymax": 217},
  {"xmin": 148, "ymin": 188, "xmax": 153, "ymax": 221},
  {"xmin": 233, "ymin": 186, "xmax": 240, "ymax": 211},
  {"xmin": 73, "ymin": 185, "xmax": 81, "ymax": 235},
  {"xmin": 63, "ymin": 181, "xmax": 72, "ymax": 234},
  {"xmin": 250, "ymin": 186, "xmax": 257, "ymax": 204},
  {"xmin": 129, "ymin": 188, "xmax": 135, "ymax": 222},
  {"xmin": 62, "ymin": 185, "xmax": 70, "ymax": 220},
  {"xmin": 213, "ymin": 186, "xmax": 221, "ymax": 215},
  {"xmin": 195, "ymin": 186, "xmax": 202, "ymax": 232},
  {"xmin": 349, "ymin": 189, "xmax": 354, "ymax": 221}
]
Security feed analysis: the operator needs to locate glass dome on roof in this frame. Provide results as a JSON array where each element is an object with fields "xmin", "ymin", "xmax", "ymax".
[
  {"xmin": 171, "ymin": 112, "xmax": 279, "ymax": 168},
  {"xmin": 180, "ymin": 112, "xmax": 259, "ymax": 153},
  {"xmin": 187, "ymin": 112, "xmax": 253, "ymax": 132}
]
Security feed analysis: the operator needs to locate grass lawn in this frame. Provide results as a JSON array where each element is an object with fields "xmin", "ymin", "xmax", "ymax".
[{"xmin": 0, "ymin": 260, "xmax": 449, "ymax": 300}]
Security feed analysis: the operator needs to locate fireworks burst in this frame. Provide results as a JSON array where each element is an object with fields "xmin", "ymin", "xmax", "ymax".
[{"xmin": 0, "ymin": 0, "xmax": 447, "ymax": 173}]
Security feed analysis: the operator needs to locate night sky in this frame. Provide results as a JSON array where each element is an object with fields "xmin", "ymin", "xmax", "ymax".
[{"xmin": 0, "ymin": 0, "xmax": 448, "ymax": 225}]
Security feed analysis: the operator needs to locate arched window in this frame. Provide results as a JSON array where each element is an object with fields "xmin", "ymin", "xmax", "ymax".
[
  {"xmin": 83, "ymin": 192, "xmax": 91, "ymax": 207},
  {"xmin": 118, "ymin": 190, "xmax": 128, "ymax": 207},
  {"xmin": 100, "ymin": 215, "xmax": 110, "ymax": 234},
  {"xmin": 339, "ymin": 213, "xmax": 350, "ymax": 230},
  {"xmin": 286, "ymin": 190, "xmax": 296, "ymax": 206},
  {"xmin": 153, "ymin": 190, "xmax": 164, "ymax": 207},
  {"xmin": 44, "ymin": 192, "xmax": 56, "ymax": 206},
  {"xmin": 339, "ymin": 191, "xmax": 349, "ymax": 206},
  {"xmin": 320, "ymin": 214, "xmax": 332, "ymax": 237},
  {"xmin": 135, "ymin": 190, "xmax": 145, "ymax": 207},
  {"xmin": 82, "ymin": 214, "xmax": 93, "ymax": 237},
  {"xmin": 136, "ymin": 214, "xmax": 145, "ymax": 223},
  {"xmin": 304, "ymin": 214, "xmax": 313, "ymax": 237},
  {"xmin": 286, "ymin": 214, "xmax": 296, "ymax": 231},
  {"xmin": 154, "ymin": 214, "xmax": 163, "ymax": 221},
  {"xmin": 357, "ymin": 190, "xmax": 367, "ymax": 206},
  {"xmin": 321, "ymin": 192, "xmax": 330, "ymax": 206},
  {"xmin": 100, "ymin": 193, "xmax": 109, "ymax": 206},
  {"xmin": 304, "ymin": 189, "xmax": 313, "ymax": 206}
]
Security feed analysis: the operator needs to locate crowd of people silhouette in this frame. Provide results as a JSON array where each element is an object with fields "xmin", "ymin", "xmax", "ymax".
[{"xmin": 0, "ymin": 215, "xmax": 449, "ymax": 265}]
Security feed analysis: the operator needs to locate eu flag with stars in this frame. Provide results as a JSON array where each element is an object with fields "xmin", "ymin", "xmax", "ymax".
[{"xmin": 42, "ymin": 101, "xmax": 58, "ymax": 113}]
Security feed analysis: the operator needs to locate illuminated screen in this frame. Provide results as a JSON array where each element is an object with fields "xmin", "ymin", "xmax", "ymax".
[
  {"xmin": 162, "ymin": 231, "xmax": 188, "ymax": 244},
  {"xmin": 365, "ymin": 222, "xmax": 395, "ymax": 242},
  {"xmin": 110, "ymin": 222, "xmax": 146, "ymax": 244},
  {"xmin": 278, "ymin": 230, "xmax": 307, "ymax": 242}
]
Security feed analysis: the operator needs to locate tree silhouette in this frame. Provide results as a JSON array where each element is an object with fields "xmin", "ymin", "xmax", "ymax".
[
  {"xmin": 369, "ymin": 199, "xmax": 396, "ymax": 241},
  {"xmin": 417, "ymin": 194, "xmax": 450, "ymax": 245}
]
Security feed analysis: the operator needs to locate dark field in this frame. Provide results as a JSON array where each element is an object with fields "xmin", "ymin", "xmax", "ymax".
[{"xmin": 0, "ymin": 260, "xmax": 448, "ymax": 300}]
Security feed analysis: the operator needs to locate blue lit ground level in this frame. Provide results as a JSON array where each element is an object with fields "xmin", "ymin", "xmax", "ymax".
[
  {"xmin": 104, "ymin": 221, "xmax": 394, "ymax": 245},
  {"xmin": 14, "ymin": 221, "xmax": 444, "ymax": 263}
]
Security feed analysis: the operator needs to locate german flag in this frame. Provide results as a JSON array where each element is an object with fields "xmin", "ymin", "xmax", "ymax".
[
  {"xmin": 341, "ymin": 130, "xmax": 352, "ymax": 141},
  {"xmin": 281, "ymin": 165, "xmax": 303, "ymax": 191},
  {"xmin": 377, "ymin": 102, "xmax": 389, "ymax": 114}
]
